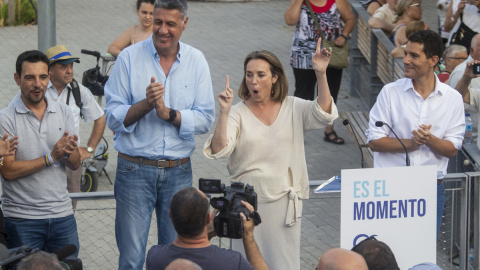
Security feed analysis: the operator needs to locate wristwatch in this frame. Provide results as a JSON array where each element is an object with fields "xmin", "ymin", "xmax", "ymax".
[
  {"xmin": 87, "ymin": 146, "xmax": 94, "ymax": 154},
  {"xmin": 167, "ymin": 109, "xmax": 177, "ymax": 123}
]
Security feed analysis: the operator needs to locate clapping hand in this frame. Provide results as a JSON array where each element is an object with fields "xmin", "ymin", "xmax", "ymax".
[
  {"xmin": 51, "ymin": 131, "xmax": 78, "ymax": 162},
  {"xmin": 0, "ymin": 134, "xmax": 18, "ymax": 157},
  {"xmin": 412, "ymin": 124, "xmax": 433, "ymax": 146},
  {"xmin": 312, "ymin": 37, "xmax": 331, "ymax": 74},
  {"xmin": 218, "ymin": 75, "xmax": 234, "ymax": 112}
]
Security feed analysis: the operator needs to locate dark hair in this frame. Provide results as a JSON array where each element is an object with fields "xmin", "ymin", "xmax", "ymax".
[
  {"xmin": 15, "ymin": 50, "xmax": 50, "ymax": 76},
  {"xmin": 238, "ymin": 50, "xmax": 288, "ymax": 102},
  {"xmin": 154, "ymin": 0, "xmax": 187, "ymax": 18},
  {"xmin": 408, "ymin": 30, "xmax": 444, "ymax": 62},
  {"xmin": 137, "ymin": 0, "xmax": 155, "ymax": 10},
  {"xmin": 351, "ymin": 237, "xmax": 400, "ymax": 270},
  {"xmin": 170, "ymin": 187, "xmax": 209, "ymax": 238}
]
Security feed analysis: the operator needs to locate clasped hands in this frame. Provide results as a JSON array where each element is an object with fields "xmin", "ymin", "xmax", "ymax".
[
  {"xmin": 146, "ymin": 76, "xmax": 169, "ymax": 120},
  {"xmin": 51, "ymin": 131, "xmax": 78, "ymax": 163},
  {"xmin": 411, "ymin": 124, "xmax": 433, "ymax": 149}
]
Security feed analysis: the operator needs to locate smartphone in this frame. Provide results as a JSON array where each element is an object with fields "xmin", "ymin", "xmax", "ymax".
[{"xmin": 474, "ymin": 63, "xmax": 480, "ymax": 75}]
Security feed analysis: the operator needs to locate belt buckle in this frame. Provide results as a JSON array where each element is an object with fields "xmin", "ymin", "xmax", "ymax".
[{"xmin": 157, "ymin": 159, "xmax": 167, "ymax": 168}]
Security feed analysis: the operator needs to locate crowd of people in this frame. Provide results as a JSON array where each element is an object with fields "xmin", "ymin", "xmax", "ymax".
[{"xmin": 0, "ymin": 0, "xmax": 476, "ymax": 268}]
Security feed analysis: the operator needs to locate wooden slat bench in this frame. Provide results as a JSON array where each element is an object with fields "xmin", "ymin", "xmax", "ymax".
[{"xmin": 340, "ymin": 111, "xmax": 374, "ymax": 168}]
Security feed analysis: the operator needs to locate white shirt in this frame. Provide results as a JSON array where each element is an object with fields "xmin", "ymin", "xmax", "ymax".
[
  {"xmin": 45, "ymin": 81, "xmax": 104, "ymax": 144},
  {"xmin": 366, "ymin": 77, "xmax": 465, "ymax": 178}
]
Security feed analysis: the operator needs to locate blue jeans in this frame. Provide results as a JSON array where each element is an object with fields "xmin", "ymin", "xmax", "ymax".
[
  {"xmin": 5, "ymin": 215, "xmax": 79, "ymax": 257},
  {"xmin": 437, "ymin": 181, "xmax": 445, "ymax": 237},
  {"xmin": 115, "ymin": 156, "xmax": 192, "ymax": 270}
]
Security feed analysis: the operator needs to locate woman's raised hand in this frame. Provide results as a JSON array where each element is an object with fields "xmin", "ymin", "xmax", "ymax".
[
  {"xmin": 218, "ymin": 75, "xmax": 234, "ymax": 112},
  {"xmin": 312, "ymin": 37, "xmax": 331, "ymax": 74}
]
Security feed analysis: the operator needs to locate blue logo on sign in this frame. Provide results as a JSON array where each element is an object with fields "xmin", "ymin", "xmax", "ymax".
[{"xmin": 353, "ymin": 233, "xmax": 378, "ymax": 247}]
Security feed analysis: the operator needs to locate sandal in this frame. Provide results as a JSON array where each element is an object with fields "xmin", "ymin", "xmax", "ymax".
[{"xmin": 324, "ymin": 130, "xmax": 345, "ymax": 145}]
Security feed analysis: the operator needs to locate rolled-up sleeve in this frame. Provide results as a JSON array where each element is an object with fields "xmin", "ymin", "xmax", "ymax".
[
  {"xmin": 444, "ymin": 95, "xmax": 466, "ymax": 150},
  {"xmin": 301, "ymin": 97, "xmax": 338, "ymax": 131},
  {"xmin": 366, "ymin": 88, "xmax": 391, "ymax": 143}
]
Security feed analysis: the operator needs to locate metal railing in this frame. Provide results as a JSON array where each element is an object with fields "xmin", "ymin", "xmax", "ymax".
[{"xmin": 349, "ymin": 1, "xmax": 404, "ymax": 109}]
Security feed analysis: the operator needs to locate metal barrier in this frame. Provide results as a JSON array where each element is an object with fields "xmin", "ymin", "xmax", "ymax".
[{"xmin": 349, "ymin": 1, "xmax": 404, "ymax": 109}]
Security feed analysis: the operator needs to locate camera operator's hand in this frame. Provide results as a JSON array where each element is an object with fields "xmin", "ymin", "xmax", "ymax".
[
  {"xmin": 207, "ymin": 209, "xmax": 219, "ymax": 241},
  {"xmin": 240, "ymin": 201, "xmax": 269, "ymax": 270},
  {"xmin": 240, "ymin": 201, "xmax": 255, "ymax": 238}
]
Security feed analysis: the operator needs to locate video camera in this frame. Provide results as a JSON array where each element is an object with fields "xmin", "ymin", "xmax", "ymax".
[{"xmin": 199, "ymin": 178, "xmax": 260, "ymax": 239}]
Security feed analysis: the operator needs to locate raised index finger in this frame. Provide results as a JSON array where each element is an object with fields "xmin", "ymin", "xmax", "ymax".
[
  {"xmin": 225, "ymin": 75, "xmax": 230, "ymax": 89},
  {"xmin": 316, "ymin": 37, "xmax": 322, "ymax": 53}
]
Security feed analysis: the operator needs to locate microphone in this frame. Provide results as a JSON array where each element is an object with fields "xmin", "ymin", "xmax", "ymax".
[
  {"xmin": 53, "ymin": 244, "xmax": 77, "ymax": 261},
  {"xmin": 375, "ymin": 121, "xmax": 410, "ymax": 166},
  {"xmin": 343, "ymin": 119, "xmax": 365, "ymax": 168}
]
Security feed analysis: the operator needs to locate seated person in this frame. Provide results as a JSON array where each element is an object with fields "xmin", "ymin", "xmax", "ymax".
[
  {"xmin": 145, "ymin": 187, "xmax": 268, "ymax": 270},
  {"xmin": 317, "ymin": 248, "xmax": 368, "ymax": 270},
  {"xmin": 391, "ymin": 20, "xmax": 428, "ymax": 57},
  {"xmin": 368, "ymin": 0, "xmax": 398, "ymax": 36},
  {"xmin": 351, "ymin": 236, "xmax": 400, "ymax": 270},
  {"xmin": 107, "ymin": 0, "xmax": 154, "ymax": 58},
  {"xmin": 360, "ymin": 0, "xmax": 386, "ymax": 15},
  {"xmin": 390, "ymin": 0, "xmax": 426, "ymax": 47},
  {"xmin": 438, "ymin": 44, "xmax": 468, "ymax": 83}
]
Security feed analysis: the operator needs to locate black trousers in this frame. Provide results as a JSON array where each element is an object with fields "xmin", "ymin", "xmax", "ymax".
[{"xmin": 293, "ymin": 67, "xmax": 343, "ymax": 103}]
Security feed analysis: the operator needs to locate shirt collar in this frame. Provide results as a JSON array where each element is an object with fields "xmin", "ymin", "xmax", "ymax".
[
  {"xmin": 47, "ymin": 80, "xmax": 70, "ymax": 93},
  {"xmin": 148, "ymin": 36, "xmax": 184, "ymax": 61},
  {"xmin": 402, "ymin": 74, "xmax": 445, "ymax": 97},
  {"xmin": 13, "ymin": 92, "xmax": 56, "ymax": 114}
]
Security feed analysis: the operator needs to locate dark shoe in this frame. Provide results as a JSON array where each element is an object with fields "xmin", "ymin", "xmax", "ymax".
[{"xmin": 324, "ymin": 130, "xmax": 345, "ymax": 145}]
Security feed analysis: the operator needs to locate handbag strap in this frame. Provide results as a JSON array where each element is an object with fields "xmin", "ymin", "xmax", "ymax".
[{"xmin": 304, "ymin": 0, "xmax": 325, "ymax": 38}]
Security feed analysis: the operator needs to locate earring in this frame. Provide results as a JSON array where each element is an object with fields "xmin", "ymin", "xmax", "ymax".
[{"xmin": 271, "ymin": 89, "xmax": 274, "ymax": 97}]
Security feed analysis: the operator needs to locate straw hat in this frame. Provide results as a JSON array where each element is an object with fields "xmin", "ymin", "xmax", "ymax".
[{"xmin": 45, "ymin": 45, "xmax": 80, "ymax": 65}]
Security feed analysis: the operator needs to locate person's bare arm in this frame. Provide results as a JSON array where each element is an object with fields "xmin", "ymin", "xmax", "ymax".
[
  {"xmin": 107, "ymin": 25, "xmax": 135, "ymax": 58},
  {"xmin": 241, "ymin": 201, "xmax": 269, "ymax": 270},
  {"xmin": 79, "ymin": 114, "xmax": 106, "ymax": 160},
  {"xmin": 369, "ymin": 137, "xmax": 420, "ymax": 153},
  {"xmin": 454, "ymin": 60, "xmax": 480, "ymax": 104},
  {"xmin": 284, "ymin": 0, "xmax": 303, "ymax": 26},
  {"xmin": 368, "ymin": 17, "xmax": 395, "ymax": 32}
]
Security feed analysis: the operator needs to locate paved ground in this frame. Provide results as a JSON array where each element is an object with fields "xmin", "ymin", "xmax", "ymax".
[{"xmin": 0, "ymin": 0, "xmax": 445, "ymax": 269}]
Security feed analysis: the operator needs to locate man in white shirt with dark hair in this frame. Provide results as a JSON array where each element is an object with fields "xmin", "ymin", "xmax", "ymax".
[{"xmin": 366, "ymin": 30, "xmax": 465, "ymax": 236}]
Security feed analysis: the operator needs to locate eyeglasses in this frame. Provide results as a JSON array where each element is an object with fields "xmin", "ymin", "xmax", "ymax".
[{"xmin": 448, "ymin": 57, "xmax": 468, "ymax": 61}]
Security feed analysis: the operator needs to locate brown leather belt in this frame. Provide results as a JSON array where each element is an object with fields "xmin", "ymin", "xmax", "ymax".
[{"xmin": 118, "ymin": 153, "xmax": 189, "ymax": 168}]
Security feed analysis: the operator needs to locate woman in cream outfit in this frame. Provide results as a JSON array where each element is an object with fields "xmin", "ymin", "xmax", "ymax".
[{"xmin": 203, "ymin": 38, "xmax": 338, "ymax": 270}]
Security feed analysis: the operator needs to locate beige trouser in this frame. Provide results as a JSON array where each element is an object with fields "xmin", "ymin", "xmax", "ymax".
[{"xmin": 66, "ymin": 166, "xmax": 82, "ymax": 209}]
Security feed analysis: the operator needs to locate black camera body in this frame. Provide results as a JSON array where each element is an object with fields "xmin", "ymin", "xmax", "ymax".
[
  {"xmin": 474, "ymin": 63, "xmax": 480, "ymax": 75},
  {"xmin": 199, "ymin": 178, "xmax": 257, "ymax": 239}
]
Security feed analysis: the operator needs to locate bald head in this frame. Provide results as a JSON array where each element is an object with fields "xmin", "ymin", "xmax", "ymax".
[
  {"xmin": 470, "ymin": 34, "xmax": 480, "ymax": 60},
  {"xmin": 318, "ymin": 248, "xmax": 368, "ymax": 270},
  {"xmin": 165, "ymin": 259, "xmax": 202, "ymax": 270}
]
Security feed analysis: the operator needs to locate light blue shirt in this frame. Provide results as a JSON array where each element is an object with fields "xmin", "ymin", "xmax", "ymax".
[{"xmin": 104, "ymin": 37, "xmax": 215, "ymax": 159}]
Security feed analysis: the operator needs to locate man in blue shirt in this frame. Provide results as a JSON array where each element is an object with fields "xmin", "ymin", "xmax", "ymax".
[{"xmin": 104, "ymin": 0, "xmax": 215, "ymax": 269}]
